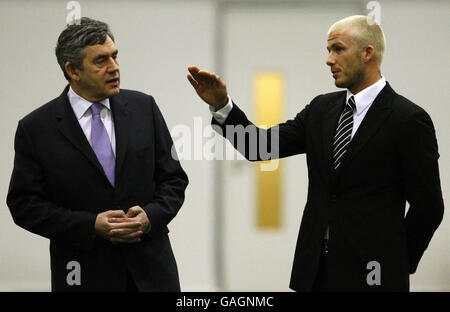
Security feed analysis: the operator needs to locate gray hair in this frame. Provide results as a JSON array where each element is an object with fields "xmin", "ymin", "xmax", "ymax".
[
  {"xmin": 328, "ymin": 15, "xmax": 386, "ymax": 68},
  {"xmin": 55, "ymin": 17, "xmax": 115, "ymax": 81}
]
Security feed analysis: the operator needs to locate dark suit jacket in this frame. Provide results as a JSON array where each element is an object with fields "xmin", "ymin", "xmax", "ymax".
[
  {"xmin": 212, "ymin": 82, "xmax": 444, "ymax": 291},
  {"xmin": 7, "ymin": 85, "xmax": 189, "ymax": 291}
]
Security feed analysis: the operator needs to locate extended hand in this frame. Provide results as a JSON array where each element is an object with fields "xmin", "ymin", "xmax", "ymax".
[{"xmin": 187, "ymin": 65, "xmax": 229, "ymax": 110}]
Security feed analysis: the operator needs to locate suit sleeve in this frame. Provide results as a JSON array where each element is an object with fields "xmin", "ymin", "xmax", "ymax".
[
  {"xmin": 398, "ymin": 109, "xmax": 444, "ymax": 274},
  {"xmin": 6, "ymin": 121, "xmax": 97, "ymax": 250},
  {"xmin": 142, "ymin": 98, "xmax": 189, "ymax": 234},
  {"xmin": 211, "ymin": 95, "xmax": 321, "ymax": 161}
]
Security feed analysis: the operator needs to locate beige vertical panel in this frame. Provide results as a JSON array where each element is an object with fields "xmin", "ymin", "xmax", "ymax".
[{"xmin": 254, "ymin": 72, "xmax": 284, "ymax": 229}]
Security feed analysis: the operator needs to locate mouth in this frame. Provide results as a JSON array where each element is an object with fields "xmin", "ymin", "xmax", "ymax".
[
  {"xmin": 331, "ymin": 70, "xmax": 340, "ymax": 78},
  {"xmin": 106, "ymin": 77, "xmax": 120, "ymax": 86}
]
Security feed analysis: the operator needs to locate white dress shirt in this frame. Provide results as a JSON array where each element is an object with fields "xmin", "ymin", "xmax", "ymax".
[
  {"xmin": 67, "ymin": 86, "xmax": 116, "ymax": 156},
  {"xmin": 346, "ymin": 77, "xmax": 386, "ymax": 138}
]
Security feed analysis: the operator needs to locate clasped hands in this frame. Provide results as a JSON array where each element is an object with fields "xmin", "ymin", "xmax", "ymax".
[{"xmin": 95, "ymin": 206, "xmax": 150, "ymax": 244}]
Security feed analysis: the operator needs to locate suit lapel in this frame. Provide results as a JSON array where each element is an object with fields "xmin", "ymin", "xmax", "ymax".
[
  {"xmin": 110, "ymin": 93, "xmax": 130, "ymax": 187},
  {"xmin": 336, "ymin": 82, "xmax": 395, "ymax": 175},
  {"xmin": 322, "ymin": 91, "xmax": 346, "ymax": 181},
  {"xmin": 55, "ymin": 86, "xmax": 107, "ymax": 180}
]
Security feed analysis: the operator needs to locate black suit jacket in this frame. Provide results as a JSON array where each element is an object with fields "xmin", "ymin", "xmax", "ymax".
[
  {"xmin": 212, "ymin": 82, "xmax": 444, "ymax": 291},
  {"xmin": 7, "ymin": 86, "xmax": 189, "ymax": 291}
]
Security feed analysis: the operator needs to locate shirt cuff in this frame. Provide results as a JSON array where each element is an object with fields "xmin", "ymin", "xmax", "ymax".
[{"xmin": 209, "ymin": 96, "xmax": 233, "ymax": 125}]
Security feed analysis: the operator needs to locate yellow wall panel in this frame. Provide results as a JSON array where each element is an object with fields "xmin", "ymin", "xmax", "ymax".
[{"xmin": 254, "ymin": 72, "xmax": 284, "ymax": 229}]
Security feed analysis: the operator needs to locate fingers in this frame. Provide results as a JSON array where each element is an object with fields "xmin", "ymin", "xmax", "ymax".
[
  {"xmin": 187, "ymin": 66, "xmax": 218, "ymax": 82},
  {"xmin": 109, "ymin": 219, "xmax": 142, "ymax": 229},
  {"xmin": 188, "ymin": 65, "xmax": 200, "ymax": 76},
  {"xmin": 109, "ymin": 228, "xmax": 143, "ymax": 238},
  {"xmin": 187, "ymin": 74, "xmax": 199, "ymax": 89},
  {"xmin": 109, "ymin": 226, "xmax": 143, "ymax": 244},
  {"xmin": 105, "ymin": 210, "xmax": 126, "ymax": 218},
  {"xmin": 108, "ymin": 217, "xmax": 130, "ymax": 223},
  {"xmin": 198, "ymin": 70, "xmax": 216, "ymax": 81},
  {"xmin": 187, "ymin": 66, "xmax": 201, "ymax": 84}
]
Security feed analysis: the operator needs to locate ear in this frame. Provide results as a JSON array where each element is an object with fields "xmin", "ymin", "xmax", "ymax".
[
  {"xmin": 362, "ymin": 45, "xmax": 376, "ymax": 64},
  {"xmin": 65, "ymin": 62, "xmax": 81, "ymax": 81}
]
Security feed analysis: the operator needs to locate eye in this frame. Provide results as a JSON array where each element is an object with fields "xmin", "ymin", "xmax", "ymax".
[{"xmin": 95, "ymin": 58, "xmax": 106, "ymax": 65}]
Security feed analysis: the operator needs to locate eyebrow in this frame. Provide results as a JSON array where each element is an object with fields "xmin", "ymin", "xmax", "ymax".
[
  {"xmin": 327, "ymin": 43, "xmax": 344, "ymax": 50},
  {"xmin": 93, "ymin": 49, "xmax": 119, "ymax": 62}
]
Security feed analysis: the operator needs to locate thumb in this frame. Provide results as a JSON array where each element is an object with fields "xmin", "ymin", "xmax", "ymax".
[
  {"xmin": 187, "ymin": 74, "xmax": 199, "ymax": 89},
  {"xmin": 126, "ymin": 206, "xmax": 142, "ymax": 218}
]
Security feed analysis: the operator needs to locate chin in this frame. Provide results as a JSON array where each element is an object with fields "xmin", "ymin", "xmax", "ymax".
[
  {"xmin": 334, "ymin": 80, "xmax": 347, "ymax": 89},
  {"xmin": 108, "ymin": 87, "xmax": 120, "ymax": 96}
]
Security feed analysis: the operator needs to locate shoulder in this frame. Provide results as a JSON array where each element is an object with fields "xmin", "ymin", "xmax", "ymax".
[
  {"xmin": 384, "ymin": 88, "xmax": 437, "ymax": 135},
  {"xmin": 116, "ymin": 89, "xmax": 155, "ymax": 105},
  {"xmin": 388, "ymin": 90, "xmax": 433, "ymax": 126},
  {"xmin": 115, "ymin": 88, "xmax": 159, "ymax": 112},
  {"xmin": 19, "ymin": 95, "xmax": 61, "ymax": 128},
  {"xmin": 391, "ymin": 93, "xmax": 425, "ymax": 116},
  {"xmin": 115, "ymin": 89, "xmax": 169, "ymax": 123},
  {"xmin": 116, "ymin": 88, "xmax": 155, "ymax": 102}
]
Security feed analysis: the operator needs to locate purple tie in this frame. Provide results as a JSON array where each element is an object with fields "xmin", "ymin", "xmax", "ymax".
[{"xmin": 91, "ymin": 103, "xmax": 115, "ymax": 186}]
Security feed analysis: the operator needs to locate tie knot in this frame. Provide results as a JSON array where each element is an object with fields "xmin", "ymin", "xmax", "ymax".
[
  {"xmin": 91, "ymin": 102, "xmax": 104, "ymax": 116},
  {"xmin": 347, "ymin": 96, "xmax": 356, "ymax": 112}
]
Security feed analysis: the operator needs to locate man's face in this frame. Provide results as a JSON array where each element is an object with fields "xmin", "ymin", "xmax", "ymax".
[
  {"xmin": 75, "ymin": 36, "xmax": 120, "ymax": 101},
  {"xmin": 326, "ymin": 29, "xmax": 364, "ymax": 91}
]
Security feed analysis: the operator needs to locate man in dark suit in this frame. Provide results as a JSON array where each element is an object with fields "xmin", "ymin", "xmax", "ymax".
[
  {"xmin": 187, "ymin": 15, "xmax": 444, "ymax": 291},
  {"xmin": 7, "ymin": 17, "xmax": 188, "ymax": 291}
]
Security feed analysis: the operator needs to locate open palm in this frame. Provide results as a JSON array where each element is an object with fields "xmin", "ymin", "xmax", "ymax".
[{"xmin": 187, "ymin": 66, "xmax": 229, "ymax": 109}]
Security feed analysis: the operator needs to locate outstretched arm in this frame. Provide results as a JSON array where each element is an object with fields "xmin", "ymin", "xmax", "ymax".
[{"xmin": 187, "ymin": 66, "xmax": 312, "ymax": 161}]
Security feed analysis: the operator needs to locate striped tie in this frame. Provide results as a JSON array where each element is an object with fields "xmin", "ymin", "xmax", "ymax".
[{"xmin": 333, "ymin": 96, "xmax": 356, "ymax": 170}]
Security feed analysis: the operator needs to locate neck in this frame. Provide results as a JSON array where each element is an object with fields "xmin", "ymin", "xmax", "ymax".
[
  {"xmin": 349, "ymin": 69, "xmax": 381, "ymax": 95},
  {"xmin": 70, "ymin": 83, "xmax": 105, "ymax": 103}
]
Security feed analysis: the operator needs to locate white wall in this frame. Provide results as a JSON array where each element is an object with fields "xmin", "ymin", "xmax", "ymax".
[{"xmin": 0, "ymin": 0, "xmax": 448, "ymax": 291}]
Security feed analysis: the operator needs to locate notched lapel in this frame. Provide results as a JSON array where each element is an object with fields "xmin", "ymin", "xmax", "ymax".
[
  {"xmin": 55, "ymin": 87, "xmax": 107, "ymax": 179},
  {"xmin": 110, "ymin": 94, "xmax": 130, "ymax": 188}
]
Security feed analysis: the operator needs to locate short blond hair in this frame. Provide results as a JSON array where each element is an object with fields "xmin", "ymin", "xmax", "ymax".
[{"xmin": 328, "ymin": 15, "xmax": 386, "ymax": 67}]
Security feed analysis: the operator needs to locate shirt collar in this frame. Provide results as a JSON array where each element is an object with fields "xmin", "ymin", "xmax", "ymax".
[
  {"xmin": 346, "ymin": 76, "xmax": 386, "ymax": 116},
  {"xmin": 67, "ymin": 86, "xmax": 111, "ymax": 120}
]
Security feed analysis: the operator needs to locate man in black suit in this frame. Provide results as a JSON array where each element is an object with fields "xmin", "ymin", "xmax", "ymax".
[
  {"xmin": 7, "ymin": 17, "xmax": 188, "ymax": 291},
  {"xmin": 187, "ymin": 15, "xmax": 444, "ymax": 291}
]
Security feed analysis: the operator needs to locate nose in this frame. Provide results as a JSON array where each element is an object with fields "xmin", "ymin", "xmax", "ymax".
[
  {"xmin": 107, "ymin": 57, "xmax": 119, "ymax": 73},
  {"xmin": 326, "ymin": 52, "xmax": 335, "ymax": 66}
]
